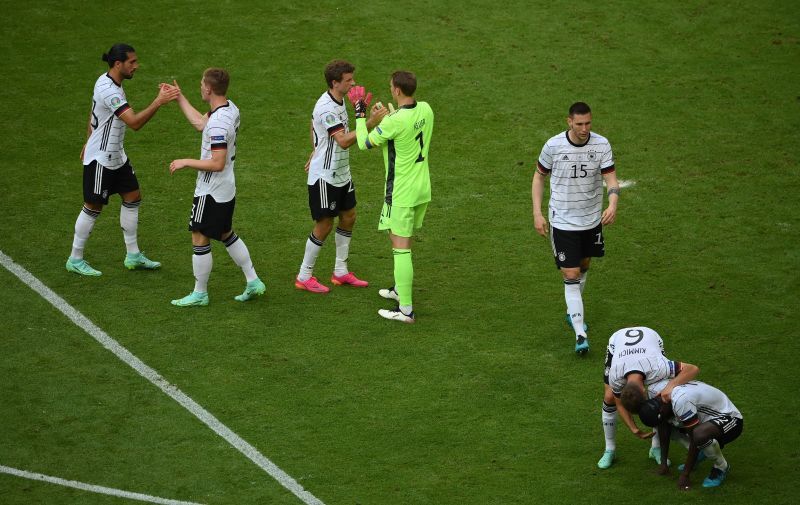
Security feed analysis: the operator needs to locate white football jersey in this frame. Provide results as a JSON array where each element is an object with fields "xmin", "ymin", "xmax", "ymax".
[
  {"xmin": 537, "ymin": 131, "xmax": 615, "ymax": 230},
  {"xmin": 83, "ymin": 73, "xmax": 130, "ymax": 169},
  {"xmin": 194, "ymin": 100, "xmax": 239, "ymax": 203},
  {"xmin": 669, "ymin": 381, "xmax": 742, "ymax": 427},
  {"xmin": 307, "ymin": 91, "xmax": 351, "ymax": 187},
  {"xmin": 606, "ymin": 326, "xmax": 676, "ymax": 396}
]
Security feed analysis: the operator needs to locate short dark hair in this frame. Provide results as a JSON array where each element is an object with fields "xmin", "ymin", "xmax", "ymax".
[
  {"xmin": 324, "ymin": 60, "xmax": 355, "ymax": 88},
  {"xmin": 203, "ymin": 68, "xmax": 230, "ymax": 95},
  {"xmin": 619, "ymin": 382, "xmax": 647, "ymax": 413},
  {"xmin": 638, "ymin": 397, "xmax": 665, "ymax": 428},
  {"xmin": 391, "ymin": 70, "xmax": 417, "ymax": 97},
  {"xmin": 102, "ymin": 43, "xmax": 135, "ymax": 67},
  {"xmin": 568, "ymin": 102, "xmax": 591, "ymax": 117}
]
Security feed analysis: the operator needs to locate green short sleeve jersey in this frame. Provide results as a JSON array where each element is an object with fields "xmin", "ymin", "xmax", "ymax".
[{"xmin": 363, "ymin": 101, "xmax": 434, "ymax": 207}]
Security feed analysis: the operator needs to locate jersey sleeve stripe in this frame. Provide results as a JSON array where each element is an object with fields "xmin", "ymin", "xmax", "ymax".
[
  {"xmin": 327, "ymin": 124, "xmax": 345, "ymax": 136},
  {"xmin": 114, "ymin": 104, "xmax": 131, "ymax": 117},
  {"xmin": 537, "ymin": 161, "xmax": 551, "ymax": 174},
  {"xmin": 600, "ymin": 164, "xmax": 616, "ymax": 174},
  {"xmin": 210, "ymin": 143, "xmax": 228, "ymax": 150}
]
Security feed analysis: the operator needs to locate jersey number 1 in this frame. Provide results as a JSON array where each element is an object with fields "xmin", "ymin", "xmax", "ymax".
[{"xmin": 415, "ymin": 131, "xmax": 425, "ymax": 163}]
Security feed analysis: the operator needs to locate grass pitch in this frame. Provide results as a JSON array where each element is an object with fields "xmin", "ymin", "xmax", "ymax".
[{"xmin": 1, "ymin": 1, "xmax": 798, "ymax": 504}]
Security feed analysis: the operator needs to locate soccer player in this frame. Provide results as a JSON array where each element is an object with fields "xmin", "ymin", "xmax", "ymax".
[
  {"xmin": 67, "ymin": 43, "xmax": 179, "ymax": 276},
  {"xmin": 295, "ymin": 60, "xmax": 385, "ymax": 293},
  {"xmin": 168, "ymin": 68, "xmax": 265, "ymax": 306},
  {"xmin": 532, "ymin": 102, "xmax": 619, "ymax": 353},
  {"xmin": 631, "ymin": 380, "xmax": 744, "ymax": 490},
  {"xmin": 599, "ymin": 326, "xmax": 700, "ymax": 469},
  {"xmin": 355, "ymin": 70, "xmax": 434, "ymax": 323}
]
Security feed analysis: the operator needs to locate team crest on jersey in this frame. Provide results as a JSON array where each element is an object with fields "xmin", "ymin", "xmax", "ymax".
[
  {"xmin": 558, "ymin": 252, "xmax": 566, "ymax": 262},
  {"xmin": 588, "ymin": 150, "xmax": 597, "ymax": 161}
]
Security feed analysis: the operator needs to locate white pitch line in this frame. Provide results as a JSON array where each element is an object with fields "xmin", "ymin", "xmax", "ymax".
[
  {"xmin": 0, "ymin": 465, "xmax": 203, "ymax": 505},
  {"xmin": 0, "ymin": 251, "xmax": 325, "ymax": 505}
]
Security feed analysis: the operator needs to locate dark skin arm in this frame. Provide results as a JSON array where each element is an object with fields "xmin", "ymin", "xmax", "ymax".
[
  {"xmin": 677, "ymin": 428, "xmax": 700, "ymax": 491},
  {"xmin": 656, "ymin": 420, "xmax": 672, "ymax": 476}
]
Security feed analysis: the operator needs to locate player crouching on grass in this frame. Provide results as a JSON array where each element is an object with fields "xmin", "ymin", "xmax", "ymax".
[
  {"xmin": 167, "ymin": 68, "xmax": 265, "ymax": 306},
  {"xmin": 622, "ymin": 380, "xmax": 744, "ymax": 491}
]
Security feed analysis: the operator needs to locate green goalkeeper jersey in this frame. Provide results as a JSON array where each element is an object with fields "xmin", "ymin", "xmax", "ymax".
[{"xmin": 357, "ymin": 101, "xmax": 434, "ymax": 207}]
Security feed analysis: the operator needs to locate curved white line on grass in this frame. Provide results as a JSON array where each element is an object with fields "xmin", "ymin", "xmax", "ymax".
[
  {"xmin": 0, "ymin": 465, "xmax": 203, "ymax": 505},
  {"xmin": 0, "ymin": 251, "xmax": 325, "ymax": 505}
]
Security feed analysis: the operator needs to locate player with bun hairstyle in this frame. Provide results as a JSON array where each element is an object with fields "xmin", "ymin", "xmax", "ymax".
[{"xmin": 66, "ymin": 43, "xmax": 179, "ymax": 276}]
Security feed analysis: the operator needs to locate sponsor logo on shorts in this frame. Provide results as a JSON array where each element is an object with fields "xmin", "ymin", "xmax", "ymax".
[
  {"xmin": 102, "ymin": 190, "xmax": 108, "ymax": 199},
  {"xmin": 558, "ymin": 252, "xmax": 566, "ymax": 262},
  {"xmin": 329, "ymin": 201, "xmax": 337, "ymax": 210}
]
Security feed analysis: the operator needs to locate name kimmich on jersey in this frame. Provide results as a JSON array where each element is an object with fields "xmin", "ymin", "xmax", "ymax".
[
  {"xmin": 606, "ymin": 326, "xmax": 678, "ymax": 396},
  {"xmin": 308, "ymin": 91, "xmax": 351, "ymax": 187},
  {"xmin": 537, "ymin": 132, "xmax": 615, "ymax": 231},
  {"xmin": 83, "ymin": 73, "xmax": 131, "ymax": 169},
  {"xmin": 194, "ymin": 101, "xmax": 239, "ymax": 202}
]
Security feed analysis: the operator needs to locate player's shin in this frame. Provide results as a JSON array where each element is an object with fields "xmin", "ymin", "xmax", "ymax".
[
  {"xmin": 71, "ymin": 206, "xmax": 100, "ymax": 259},
  {"xmin": 224, "ymin": 233, "xmax": 257, "ymax": 282},
  {"xmin": 192, "ymin": 245, "xmax": 212, "ymax": 293},
  {"xmin": 120, "ymin": 200, "xmax": 141, "ymax": 254},
  {"xmin": 393, "ymin": 248, "xmax": 413, "ymax": 314},
  {"xmin": 564, "ymin": 280, "xmax": 586, "ymax": 336},
  {"xmin": 334, "ymin": 227, "xmax": 352, "ymax": 276}
]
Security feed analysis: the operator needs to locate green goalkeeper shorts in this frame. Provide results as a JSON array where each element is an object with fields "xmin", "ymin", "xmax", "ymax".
[{"xmin": 378, "ymin": 202, "xmax": 428, "ymax": 237}]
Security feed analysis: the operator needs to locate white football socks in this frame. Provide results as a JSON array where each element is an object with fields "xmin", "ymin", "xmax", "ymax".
[
  {"xmin": 334, "ymin": 227, "xmax": 352, "ymax": 277},
  {"xmin": 120, "ymin": 200, "xmax": 141, "ymax": 254},
  {"xmin": 225, "ymin": 235, "xmax": 258, "ymax": 282},
  {"xmin": 602, "ymin": 401, "xmax": 617, "ymax": 451},
  {"xmin": 564, "ymin": 280, "xmax": 586, "ymax": 337},
  {"xmin": 70, "ymin": 206, "xmax": 99, "ymax": 259},
  {"xmin": 192, "ymin": 246, "xmax": 212, "ymax": 293},
  {"xmin": 298, "ymin": 233, "xmax": 323, "ymax": 281}
]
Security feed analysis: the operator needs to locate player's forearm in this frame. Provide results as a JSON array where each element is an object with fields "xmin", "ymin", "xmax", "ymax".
[
  {"xmin": 355, "ymin": 118, "xmax": 369, "ymax": 150},
  {"xmin": 176, "ymin": 95, "xmax": 206, "ymax": 131},
  {"xmin": 604, "ymin": 172, "xmax": 620, "ymax": 206},
  {"xmin": 125, "ymin": 100, "xmax": 163, "ymax": 131},
  {"xmin": 531, "ymin": 172, "xmax": 545, "ymax": 216},
  {"xmin": 669, "ymin": 363, "xmax": 699, "ymax": 388},
  {"xmin": 183, "ymin": 157, "xmax": 225, "ymax": 172},
  {"xmin": 334, "ymin": 130, "xmax": 357, "ymax": 149},
  {"xmin": 615, "ymin": 399, "xmax": 641, "ymax": 434}
]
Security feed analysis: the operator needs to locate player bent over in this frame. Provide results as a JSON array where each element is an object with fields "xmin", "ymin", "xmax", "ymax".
[
  {"xmin": 599, "ymin": 326, "xmax": 699, "ymax": 469},
  {"xmin": 294, "ymin": 60, "xmax": 385, "ymax": 293},
  {"xmin": 627, "ymin": 380, "xmax": 744, "ymax": 490},
  {"xmin": 168, "ymin": 69, "xmax": 265, "ymax": 306},
  {"xmin": 67, "ymin": 43, "xmax": 179, "ymax": 276}
]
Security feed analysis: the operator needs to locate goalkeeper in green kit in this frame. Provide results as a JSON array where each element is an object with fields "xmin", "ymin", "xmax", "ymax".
[{"xmin": 353, "ymin": 70, "xmax": 434, "ymax": 323}]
